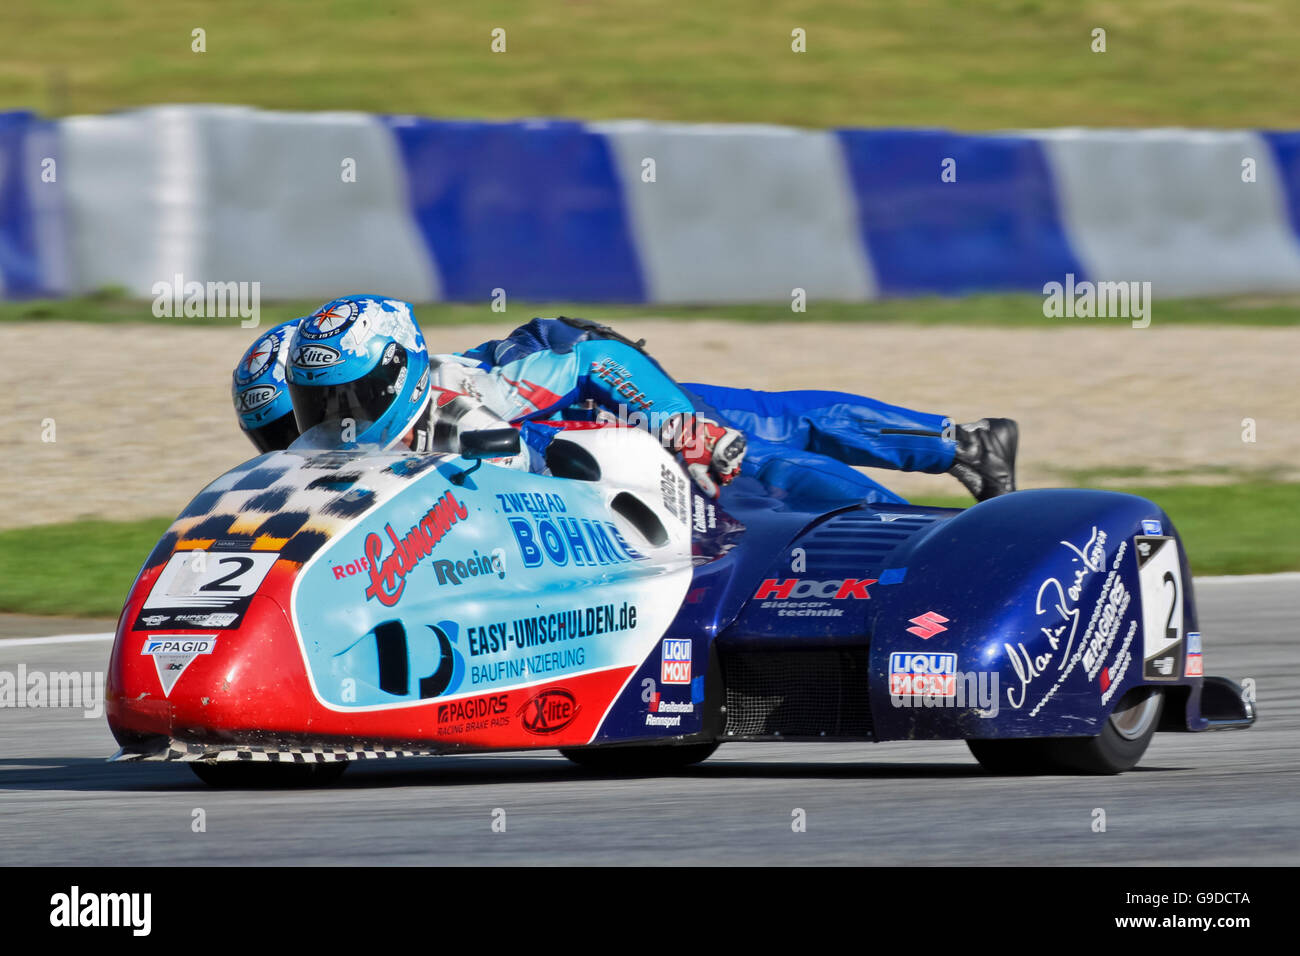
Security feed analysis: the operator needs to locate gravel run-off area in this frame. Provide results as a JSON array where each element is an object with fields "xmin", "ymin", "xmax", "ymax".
[{"xmin": 2, "ymin": 320, "xmax": 1297, "ymax": 530}]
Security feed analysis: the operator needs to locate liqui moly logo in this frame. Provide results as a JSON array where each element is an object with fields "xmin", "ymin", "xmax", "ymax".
[
  {"xmin": 661, "ymin": 639, "xmax": 692, "ymax": 684},
  {"xmin": 363, "ymin": 491, "xmax": 469, "ymax": 607},
  {"xmin": 889, "ymin": 652, "xmax": 959, "ymax": 697}
]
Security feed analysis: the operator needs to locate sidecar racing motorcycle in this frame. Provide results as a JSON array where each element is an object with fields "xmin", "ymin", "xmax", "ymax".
[{"xmin": 106, "ymin": 423, "xmax": 1255, "ymax": 786}]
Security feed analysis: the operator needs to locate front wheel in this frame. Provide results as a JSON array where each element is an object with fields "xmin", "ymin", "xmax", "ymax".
[
  {"xmin": 189, "ymin": 760, "xmax": 350, "ymax": 789},
  {"xmin": 560, "ymin": 742, "xmax": 718, "ymax": 773},
  {"xmin": 967, "ymin": 688, "xmax": 1163, "ymax": 775}
]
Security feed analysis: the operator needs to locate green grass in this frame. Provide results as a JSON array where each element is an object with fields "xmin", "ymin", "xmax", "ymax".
[
  {"xmin": 6, "ymin": 291, "xmax": 1300, "ymax": 328},
  {"xmin": 0, "ymin": 517, "xmax": 171, "ymax": 618},
  {"xmin": 1, "ymin": 483, "xmax": 1295, "ymax": 618},
  {"xmin": 1, "ymin": 1, "xmax": 1295, "ymax": 129}
]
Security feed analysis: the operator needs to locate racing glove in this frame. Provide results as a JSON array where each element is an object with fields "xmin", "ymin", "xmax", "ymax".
[{"xmin": 660, "ymin": 413, "xmax": 747, "ymax": 498}]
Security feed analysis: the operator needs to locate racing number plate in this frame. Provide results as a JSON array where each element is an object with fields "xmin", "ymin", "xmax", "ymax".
[
  {"xmin": 134, "ymin": 550, "xmax": 279, "ymax": 630},
  {"xmin": 1135, "ymin": 536, "xmax": 1184, "ymax": 681}
]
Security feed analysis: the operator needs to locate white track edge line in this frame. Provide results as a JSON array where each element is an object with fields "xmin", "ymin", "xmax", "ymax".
[{"xmin": 0, "ymin": 632, "xmax": 115, "ymax": 647}]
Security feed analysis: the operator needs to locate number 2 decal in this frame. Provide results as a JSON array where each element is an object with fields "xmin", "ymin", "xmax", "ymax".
[
  {"xmin": 1137, "ymin": 536, "xmax": 1184, "ymax": 681},
  {"xmin": 142, "ymin": 550, "xmax": 280, "ymax": 611},
  {"xmin": 200, "ymin": 556, "xmax": 257, "ymax": 592},
  {"xmin": 1161, "ymin": 571, "xmax": 1181, "ymax": 644}
]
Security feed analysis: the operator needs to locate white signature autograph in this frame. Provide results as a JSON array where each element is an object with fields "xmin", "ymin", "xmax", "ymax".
[{"xmin": 1005, "ymin": 526, "xmax": 1108, "ymax": 710}]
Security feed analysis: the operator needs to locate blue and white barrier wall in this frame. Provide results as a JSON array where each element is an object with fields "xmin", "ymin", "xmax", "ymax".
[
  {"xmin": 0, "ymin": 111, "xmax": 67, "ymax": 298},
  {"xmin": 5, "ymin": 105, "xmax": 1300, "ymax": 302}
]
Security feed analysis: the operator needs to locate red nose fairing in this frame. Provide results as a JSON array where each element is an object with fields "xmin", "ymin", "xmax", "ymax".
[
  {"xmin": 108, "ymin": 557, "xmax": 635, "ymax": 762},
  {"xmin": 106, "ymin": 437, "xmax": 698, "ymax": 766},
  {"xmin": 108, "ymin": 562, "xmax": 313, "ymax": 753}
]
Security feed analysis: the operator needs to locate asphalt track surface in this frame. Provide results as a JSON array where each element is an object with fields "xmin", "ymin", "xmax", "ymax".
[{"xmin": 0, "ymin": 576, "xmax": 1294, "ymax": 866}]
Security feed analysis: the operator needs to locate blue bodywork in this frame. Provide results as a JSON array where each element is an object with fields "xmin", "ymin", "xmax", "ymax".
[{"xmin": 594, "ymin": 477, "xmax": 1227, "ymax": 745}]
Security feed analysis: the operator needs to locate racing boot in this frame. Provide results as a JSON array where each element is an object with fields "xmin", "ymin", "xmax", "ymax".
[{"xmin": 948, "ymin": 418, "xmax": 1018, "ymax": 501}]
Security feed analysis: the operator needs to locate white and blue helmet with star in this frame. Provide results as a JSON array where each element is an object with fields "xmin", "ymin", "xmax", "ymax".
[
  {"xmin": 232, "ymin": 319, "xmax": 302, "ymax": 453},
  {"xmin": 285, "ymin": 295, "xmax": 432, "ymax": 449}
]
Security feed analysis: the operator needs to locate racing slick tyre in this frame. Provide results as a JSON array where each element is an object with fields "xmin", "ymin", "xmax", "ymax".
[
  {"xmin": 964, "ymin": 737, "xmax": 1055, "ymax": 775},
  {"xmin": 188, "ymin": 760, "xmax": 350, "ymax": 789},
  {"xmin": 967, "ymin": 688, "xmax": 1163, "ymax": 775},
  {"xmin": 559, "ymin": 742, "xmax": 719, "ymax": 773}
]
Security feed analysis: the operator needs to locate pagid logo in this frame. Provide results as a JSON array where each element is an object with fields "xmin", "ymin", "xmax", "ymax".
[{"xmin": 140, "ymin": 635, "xmax": 217, "ymax": 696}]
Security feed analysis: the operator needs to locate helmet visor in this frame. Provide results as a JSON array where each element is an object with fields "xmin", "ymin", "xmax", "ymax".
[
  {"xmin": 289, "ymin": 346, "xmax": 408, "ymax": 435},
  {"xmin": 243, "ymin": 411, "xmax": 301, "ymax": 454}
]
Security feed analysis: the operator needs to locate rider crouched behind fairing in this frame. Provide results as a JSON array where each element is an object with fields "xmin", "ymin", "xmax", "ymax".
[{"xmin": 231, "ymin": 295, "xmax": 1017, "ymax": 505}]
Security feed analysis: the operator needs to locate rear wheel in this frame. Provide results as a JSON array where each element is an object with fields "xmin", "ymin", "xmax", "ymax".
[
  {"xmin": 965, "ymin": 737, "xmax": 1053, "ymax": 775},
  {"xmin": 560, "ymin": 742, "xmax": 718, "ymax": 773},
  {"xmin": 967, "ymin": 688, "xmax": 1163, "ymax": 775},
  {"xmin": 188, "ymin": 760, "xmax": 350, "ymax": 789}
]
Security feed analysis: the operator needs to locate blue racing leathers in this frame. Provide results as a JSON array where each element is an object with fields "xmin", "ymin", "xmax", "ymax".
[
  {"xmin": 450, "ymin": 321, "xmax": 696, "ymax": 466},
  {"xmin": 459, "ymin": 318, "xmax": 958, "ymax": 504},
  {"xmin": 682, "ymin": 385, "xmax": 955, "ymax": 505}
]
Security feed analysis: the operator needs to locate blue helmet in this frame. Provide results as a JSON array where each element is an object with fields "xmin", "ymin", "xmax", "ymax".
[
  {"xmin": 232, "ymin": 319, "xmax": 302, "ymax": 453},
  {"xmin": 285, "ymin": 295, "xmax": 431, "ymax": 449}
]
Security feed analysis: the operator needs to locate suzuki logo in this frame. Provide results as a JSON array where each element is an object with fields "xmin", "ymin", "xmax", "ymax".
[{"xmin": 906, "ymin": 611, "xmax": 950, "ymax": 640}]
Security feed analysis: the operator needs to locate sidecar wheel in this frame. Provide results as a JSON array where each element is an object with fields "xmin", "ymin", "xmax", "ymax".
[
  {"xmin": 560, "ymin": 742, "xmax": 718, "ymax": 773},
  {"xmin": 965, "ymin": 737, "xmax": 1053, "ymax": 775},
  {"xmin": 189, "ymin": 760, "xmax": 350, "ymax": 789},
  {"xmin": 1045, "ymin": 687, "xmax": 1164, "ymax": 774},
  {"xmin": 968, "ymin": 688, "xmax": 1163, "ymax": 775}
]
